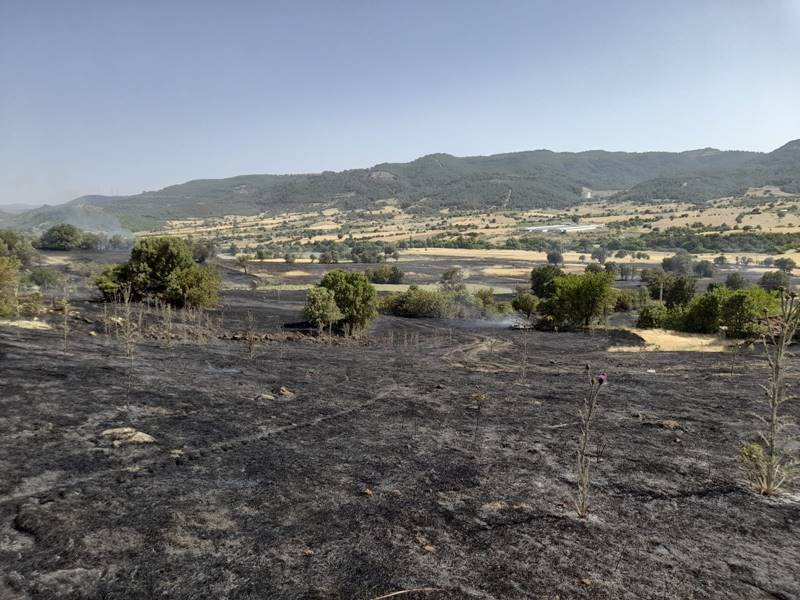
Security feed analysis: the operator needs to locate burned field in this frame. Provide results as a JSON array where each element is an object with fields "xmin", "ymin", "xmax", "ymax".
[{"xmin": 1, "ymin": 292, "xmax": 799, "ymax": 600}]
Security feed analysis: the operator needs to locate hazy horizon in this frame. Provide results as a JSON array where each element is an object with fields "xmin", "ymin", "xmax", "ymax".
[{"xmin": 2, "ymin": 0, "xmax": 800, "ymax": 207}]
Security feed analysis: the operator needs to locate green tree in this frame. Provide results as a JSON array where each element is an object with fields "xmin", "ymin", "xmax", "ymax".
[
  {"xmin": 0, "ymin": 229, "xmax": 36, "ymax": 266},
  {"xmin": 530, "ymin": 265, "xmax": 563, "ymax": 298},
  {"xmin": 724, "ymin": 272, "xmax": 748, "ymax": 290},
  {"xmin": 0, "ymin": 257, "xmax": 19, "ymax": 317},
  {"xmin": 590, "ymin": 247, "xmax": 608, "ymax": 264},
  {"xmin": 760, "ymin": 270, "xmax": 791, "ymax": 291},
  {"xmin": 235, "ymin": 254, "xmax": 249, "ymax": 273},
  {"xmin": 662, "ymin": 250, "xmax": 693, "ymax": 275},
  {"xmin": 440, "ymin": 267, "xmax": 466, "ymax": 292},
  {"xmin": 720, "ymin": 287, "xmax": 777, "ymax": 337},
  {"xmin": 319, "ymin": 270, "xmax": 377, "ymax": 334},
  {"xmin": 192, "ymin": 240, "xmax": 216, "ymax": 263},
  {"xmin": 303, "ymin": 286, "xmax": 343, "ymax": 334},
  {"xmin": 94, "ymin": 237, "xmax": 220, "ymax": 307},
  {"xmin": 39, "ymin": 224, "xmax": 84, "ymax": 250},
  {"xmin": 546, "ymin": 250, "xmax": 563, "ymax": 265},
  {"xmin": 774, "ymin": 257, "xmax": 796, "ymax": 273},
  {"xmin": 120, "ymin": 237, "xmax": 195, "ymax": 298},
  {"xmin": 538, "ymin": 271, "xmax": 614, "ymax": 328},
  {"xmin": 166, "ymin": 264, "xmax": 221, "ymax": 308},
  {"xmin": 663, "ymin": 275, "xmax": 696, "ymax": 309},
  {"xmin": 693, "ymin": 260, "xmax": 715, "ymax": 278},
  {"xmin": 365, "ymin": 265, "xmax": 404, "ymax": 284}
]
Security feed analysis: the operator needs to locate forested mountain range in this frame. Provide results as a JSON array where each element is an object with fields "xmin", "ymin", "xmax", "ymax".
[{"xmin": 5, "ymin": 140, "xmax": 799, "ymax": 232}]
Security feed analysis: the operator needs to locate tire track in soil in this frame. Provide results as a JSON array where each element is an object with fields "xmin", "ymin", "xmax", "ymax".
[{"xmin": 0, "ymin": 379, "xmax": 399, "ymax": 508}]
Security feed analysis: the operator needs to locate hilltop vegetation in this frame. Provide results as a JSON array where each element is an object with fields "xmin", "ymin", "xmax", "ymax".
[{"xmin": 6, "ymin": 140, "xmax": 799, "ymax": 232}]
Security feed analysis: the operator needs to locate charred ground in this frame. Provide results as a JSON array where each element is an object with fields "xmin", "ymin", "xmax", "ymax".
[{"xmin": 0, "ymin": 267, "xmax": 799, "ymax": 599}]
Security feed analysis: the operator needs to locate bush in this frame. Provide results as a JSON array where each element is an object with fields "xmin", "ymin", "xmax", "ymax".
[
  {"xmin": 26, "ymin": 267, "xmax": 63, "ymax": 290},
  {"xmin": 381, "ymin": 286, "xmax": 451, "ymax": 318},
  {"xmin": 365, "ymin": 265, "xmax": 404, "ymax": 284},
  {"xmin": 538, "ymin": 272, "xmax": 614, "ymax": 328},
  {"xmin": 585, "ymin": 262, "xmax": 604, "ymax": 274},
  {"xmin": 639, "ymin": 287, "xmax": 778, "ymax": 336},
  {"xmin": 530, "ymin": 265, "xmax": 563, "ymax": 298},
  {"xmin": 319, "ymin": 270, "xmax": 377, "ymax": 333},
  {"xmin": 636, "ymin": 303, "xmax": 668, "ymax": 328},
  {"xmin": 303, "ymin": 287, "xmax": 343, "ymax": 332}
]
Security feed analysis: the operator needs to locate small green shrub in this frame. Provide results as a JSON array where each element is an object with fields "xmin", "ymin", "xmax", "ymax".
[
  {"xmin": 381, "ymin": 286, "xmax": 451, "ymax": 318},
  {"xmin": 511, "ymin": 292, "xmax": 538, "ymax": 318}
]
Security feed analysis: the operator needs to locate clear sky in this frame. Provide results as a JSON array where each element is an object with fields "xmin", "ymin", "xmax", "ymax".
[{"xmin": 2, "ymin": 0, "xmax": 799, "ymax": 206}]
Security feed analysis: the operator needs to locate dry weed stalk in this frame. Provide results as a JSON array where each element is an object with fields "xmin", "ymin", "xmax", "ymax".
[
  {"xmin": 245, "ymin": 310, "xmax": 257, "ymax": 358},
  {"xmin": 739, "ymin": 291, "xmax": 800, "ymax": 495},
  {"xmin": 574, "ymin": 366, "xmax": 607, "ymax": 518},
  {"xmin": 116, "ymin": 284, "xmax": 138, "ymax": 358},
  {"xmin": 61, "ymin": 282, "xmax": 70, "ymax": 353}
]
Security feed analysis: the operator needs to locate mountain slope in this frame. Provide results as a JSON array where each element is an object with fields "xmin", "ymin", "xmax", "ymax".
[{"xmin": 10, "ymin": 141, "xmax": 799, "ymax": 232}]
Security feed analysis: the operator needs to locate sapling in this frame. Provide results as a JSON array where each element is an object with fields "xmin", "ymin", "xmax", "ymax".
[
  {"xmin": 574, "ymin": 365, "xmax": 607, "ymax": 518},
  {"xmin": 739, "ymin": 291, "xmax": 800, "ymax": 495}
]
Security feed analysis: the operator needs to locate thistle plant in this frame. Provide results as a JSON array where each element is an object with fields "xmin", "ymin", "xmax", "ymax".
[
  {"xmin": 574, "ymin": 366, "xmax": 607, "ymax": 518},
  {"xmin": 739, "ymin": 290, "xmax": 800, "ymax": 495}
]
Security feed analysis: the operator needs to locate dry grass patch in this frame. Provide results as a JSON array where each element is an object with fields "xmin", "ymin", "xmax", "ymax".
[
  {"xmin": 0, "ymin": 319, "xmax": 51, "ymax": 330},
  {"xmin": 611, "ymin": 328, "xmax": 733, "ymax": 353},
  {"xmin": 480, "ymin": 266, "xmax": 532, "ymax": 278}
]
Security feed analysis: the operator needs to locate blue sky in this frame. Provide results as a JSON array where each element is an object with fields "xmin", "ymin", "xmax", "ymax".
[{"xmin": 1, "ymin": 0, "xmax": 799, "ymax": 206}]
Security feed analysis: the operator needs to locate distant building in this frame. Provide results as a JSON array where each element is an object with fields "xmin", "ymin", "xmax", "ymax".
[{"xmin": 524, "ymin": 223, "xmax": 606, "ymax": 234}]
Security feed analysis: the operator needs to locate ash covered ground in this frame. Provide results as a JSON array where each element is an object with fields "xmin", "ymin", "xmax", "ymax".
[{"xmin": 0, "ymin": 284, "xmax": 799, "ymax": 599}]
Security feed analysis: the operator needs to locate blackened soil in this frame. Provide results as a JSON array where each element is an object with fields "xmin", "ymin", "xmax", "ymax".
[{"xmin": 0, "ymin": 307, "xmax": 799, "ymax": 600}]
